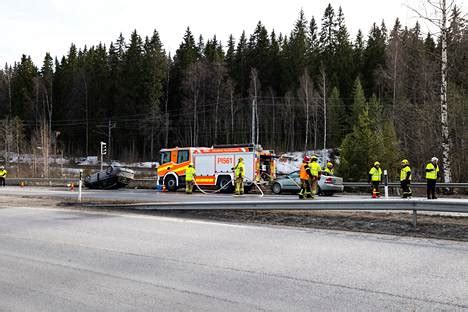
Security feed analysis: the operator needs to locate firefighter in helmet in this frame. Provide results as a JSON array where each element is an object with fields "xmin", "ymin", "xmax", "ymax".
[
  {"xmin": 233, "ymin": 157, "xmax": 245, "ymax": 195},
  {"xmin": 400, "ymin": 159, "xmax": 412, "ymax": 198},
  {"xmin": 324, "ymin": 162, "xmax": 334, "ymax": 175},
  {"xmin": 425, "ymin": 157, "xmax": 440, "ymax": 199},
  {"xmin": 185, "ymin": 163, "xmax": 196, "ymax": 194},
  {"xmin": 308, "ymin": 155, "xmax": 322, "ymax": 199},
  {"xmin": 368, "ymin": 161, "xmax": 382, "ymax": 198},
  {"xmin": 0, "ymin": 166, "xmax": 6, "ymax": 187},
  {"xmin": 298, "ymin": 156, "xmax": 311, "ymax": 199}
]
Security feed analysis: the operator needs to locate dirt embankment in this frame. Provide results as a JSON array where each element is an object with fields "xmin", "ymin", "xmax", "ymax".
[{"xmin": 2, "ymin": 195, "xmax": 468, "ymax": 241}]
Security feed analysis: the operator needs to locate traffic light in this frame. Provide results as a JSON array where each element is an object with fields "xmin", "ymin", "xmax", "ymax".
[{"xmin": 100, "ymin": 142, "xmax": 107, "ymax": 155}]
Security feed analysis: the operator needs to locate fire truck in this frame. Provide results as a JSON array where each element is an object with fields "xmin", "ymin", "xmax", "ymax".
[{"xmin": 157, "ymin": 144, "xmax": 276, "ymax": 192}]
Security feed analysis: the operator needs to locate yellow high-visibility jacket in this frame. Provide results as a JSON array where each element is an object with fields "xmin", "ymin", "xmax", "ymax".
[
  {"xmin": 185, "ymin": 167, "xmax": 196, "ymax": 181},
  {"xmin": 0, "ymin": 169, "xmax": 7, "ymax": 178},
  {"xmin": 425, "ymin": 163, "xmax": 439, "ymax": 180},
  {"xmin": 400, "ymin": 166, "xmax": 411, "ymax": 182},
  {"xmin": 369, "ymin": 167, "xmax": 382, "ymax": 182},
  {"xmin": 308, "ymin": 162, "xmax": 322, "ymax": 177},
  {"xmin": 234, "ymin": 161, "xmax": 245, "ymax": 178}
]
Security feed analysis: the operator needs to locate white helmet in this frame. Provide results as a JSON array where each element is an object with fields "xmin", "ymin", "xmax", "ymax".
[
  {"xmin": 0, "ymin": 166, "xmax": 4, "ymax": 170},
  {"xmin": 431, "ymin": 157, "xmax": 439, "ymax": 163}
]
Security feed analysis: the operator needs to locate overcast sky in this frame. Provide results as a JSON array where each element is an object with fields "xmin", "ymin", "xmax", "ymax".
[{"xmin": 1, "ymin": 0, "xmax": 466, "ymax": 66}]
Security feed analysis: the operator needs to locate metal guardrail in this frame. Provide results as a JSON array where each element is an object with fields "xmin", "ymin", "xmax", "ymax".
[
  {"xmin": 86, "ymin": 199, "xmax": 468, "ymax": 212},
  {"xmin": 6, "ymin": 178, "xmax": 468, "ymax": 188},
  {"xmin": 343, "ymin": 182, "xmax": 468, "ymax": 188},
  {"xmin": 84, "ymin": 199, "xmax": 468, "ymax": 227},
  {"xmin": 4, "ymin": 177, "xmax": 158, "ymax": 186}
]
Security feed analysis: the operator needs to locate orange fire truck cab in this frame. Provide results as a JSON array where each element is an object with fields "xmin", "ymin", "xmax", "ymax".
[{"xmin": 157, "ymin": 144, "xmax": 276, "ymax": 192}]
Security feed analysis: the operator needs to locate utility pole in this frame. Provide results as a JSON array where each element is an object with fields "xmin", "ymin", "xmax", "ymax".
[
  {"xmin": 251, "ymin": 68, "xmax": 258, "ymax": 146},
  {"xmin": 107, "ymin": 120, "xmax": 116, "ymax": 161},
  {"xmin": 322, "ymin": 69, "xmax": 327, "ymax": 151}
]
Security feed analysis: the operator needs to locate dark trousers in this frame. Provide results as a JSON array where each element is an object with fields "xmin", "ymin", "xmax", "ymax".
[
  {"xmin": 371, "ymin": 181, "xmax": 380, "ymax": 196},
  {"xmin": 427, "ymin": 179, "xmax": 437, "ymax": 199},
  {"xmin": 0, "ymin": 177, "xmax": 5, "ymax": 186},
  {"xmin": 400, "ymin": 180, "xmax": 412, "ymax": 198}
]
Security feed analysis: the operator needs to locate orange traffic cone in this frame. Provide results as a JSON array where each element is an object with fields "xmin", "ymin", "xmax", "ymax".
[
  {"xmin": 20, "ymin": 181, "xmax": 25, "ymax": 188},
  {"xmin": 162, "ymin": 185, "xmax": 167, "ymax": 192},
  {"xmin": 70, "ymin": 183, "xmax": 75, "ymax": 191},
  {"xmin": 372, "ymin": 188, "xmax": 377, "ymax": 199}
]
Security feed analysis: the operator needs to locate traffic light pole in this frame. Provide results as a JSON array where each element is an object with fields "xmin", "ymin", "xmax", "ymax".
[{"xmin": 100, "ymin": 141, "xmax": 107, "ymax": 171}]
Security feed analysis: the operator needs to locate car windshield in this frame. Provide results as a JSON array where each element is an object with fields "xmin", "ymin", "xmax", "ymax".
[{"xmin": 288, "ymin": 171, "xmax": 299, "ymax": 178}]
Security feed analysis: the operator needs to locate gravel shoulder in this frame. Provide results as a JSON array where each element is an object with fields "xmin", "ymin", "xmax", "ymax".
[{"xmin": 1, "ymin": 194, "xmax": 468, "ymax": 241}]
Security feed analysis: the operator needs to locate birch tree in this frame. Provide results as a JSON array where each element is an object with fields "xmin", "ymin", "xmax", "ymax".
[{"xmin": 407, "ymin": 0, "xmax": 464, "ymax": 182}]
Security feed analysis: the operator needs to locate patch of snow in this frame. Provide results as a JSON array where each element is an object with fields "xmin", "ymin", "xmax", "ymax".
[{"xmin": 276, "ymin": 149, "xmax": 336, "ymax": 174}]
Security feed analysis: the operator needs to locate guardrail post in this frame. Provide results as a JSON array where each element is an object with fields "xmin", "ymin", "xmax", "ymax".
[
  {"xmin": 78, "ymin": 170, "xmax": 83, "ymax": 202},
  {"xmin": 412, "ymin": 210, "xmax": 417, "ymax": 227},
  {"xmin": 384, "ymin": 170, "xmax": 389, "ymax": 199}
]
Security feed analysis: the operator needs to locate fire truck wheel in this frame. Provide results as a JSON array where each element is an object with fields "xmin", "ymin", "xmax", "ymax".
[
  {"xmin": 216, "ymin": 176, "xmax": 233, "ymax": 193},
  {"xmin": 164, "ymin": 175, "xmax": 178, "ymax": 192}
]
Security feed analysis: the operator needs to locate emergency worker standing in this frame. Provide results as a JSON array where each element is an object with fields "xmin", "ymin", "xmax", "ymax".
[
  {"xmin": 368, "ymin": 161, "xmax": 382, "ymax": 198},
  {"xmin": 298, "ymin": 156, "xmax": 311, "ymax": 199},
  {"xmin": 425, "ymin": 157, "xmax": 440, "ymax": 199},
  {"xmin": 0, "ymin": 166, "xmax": 6, "ymax": 187},
  {"xmin": 308, "ymin": 156, "xmax": 322, "ymax": 199},
  {"xmin": 185, "ymin": 163, "xmax": 196, "ymax": 194},
  {"xmin": 233, "ymin": 157, "xmax": 245, "ymax": 195},
  {"xmin": 400, "ymin": 159, "xmax": 412, "ymax": 198},
  {"xmin": 324, "ymin": 162, "xmax": 334, "ymax": 175}
]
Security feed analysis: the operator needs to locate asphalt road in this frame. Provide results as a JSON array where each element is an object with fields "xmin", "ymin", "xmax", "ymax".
[
  {"xmin": 3, "ymin": 185, "xmax": 466, "ymax": 203},
  {"xmin": 0, "ymin": 206, "xmax": 467, "ymax": 311}
]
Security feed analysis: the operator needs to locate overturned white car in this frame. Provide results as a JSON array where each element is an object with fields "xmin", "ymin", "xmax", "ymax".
[{"xmin": 84, "ymin": 166, "xmax": 135, "ymax": 189}]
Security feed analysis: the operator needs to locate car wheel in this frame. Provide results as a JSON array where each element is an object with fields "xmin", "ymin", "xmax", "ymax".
[
  {"xmin": 106, "ymin": 166, "xmax": 113, "ymax": 174},
  {"xmin": 164, "ymin": 175, "xmax": 178, "ymax": 192},
  {"xmin": 272, "ymin": 183, "xmax": 282, "ymax": 194},
  {"xmin": 217, "ymin": 176, "xmax": 233, "ymax": 193}
]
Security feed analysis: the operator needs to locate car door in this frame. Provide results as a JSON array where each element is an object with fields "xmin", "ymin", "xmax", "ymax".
[{"xmin": 285, "ymin": 171, "xmax": 301, "ymax": 191}]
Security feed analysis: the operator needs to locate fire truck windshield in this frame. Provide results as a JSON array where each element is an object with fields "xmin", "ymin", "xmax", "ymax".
[{"xmin": 160, "ymin": 151, "xmax": 171, "ymax": 165}]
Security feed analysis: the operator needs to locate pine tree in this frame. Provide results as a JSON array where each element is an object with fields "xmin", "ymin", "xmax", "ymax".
[
  {"xmin": 142, "ymin": 30, "xmax": 167, "ymax": 159},
  {"xmin": 381, "ymin": 120, "xmax": 401, "ymax": 179},
  {"xmin": 333, "ymin": 7, "xmax": 353, "ymax": 99},
  {"xmin": 319, "ymin": 3, "xmax": 336, "ymax": 79},
  {"xmin": 339, "ymin": 106, "xmax": 384, "ymax": 180},
  {"xmin": 363, "ymin": 23, "xmax": 387, "ymax": 97},
  {"xmin": 351, "ymin": 78, "xmax": 366, "ymax": 126},
  {"xmin": 328, "ymin": 86, "xmax": 346, "ymax": 147},
  {"xmin": 288, "ymin": 10, "xmax": 309, "ymax": 90},
  {"xmin": 225, "ymin": 34, "xmax": 236, "ymax": 76},
  {"xmin": 233, "ymin": 31, "xmax": 248, "ymax": 96}
]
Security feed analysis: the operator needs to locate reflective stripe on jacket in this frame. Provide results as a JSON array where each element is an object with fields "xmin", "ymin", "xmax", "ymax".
[
  {"xmin": 425, "ymin": 163, "xmax": 439, "ymax": 180},
  {"xmin": 400, "ymin": 166, "xmax": 411, "ymax": 181},
  {"xmin": 369, "ymin": 167, "xmax": 382, "ymax": 182},
  {"xmin": 185, "ymin": 167, "xmax": 196, "ymax": 181}
]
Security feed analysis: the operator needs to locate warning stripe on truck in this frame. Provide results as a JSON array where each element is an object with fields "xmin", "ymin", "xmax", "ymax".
[{"xmin": 195, "ymin": 176, "xmax": 216, "ymax": 185}]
